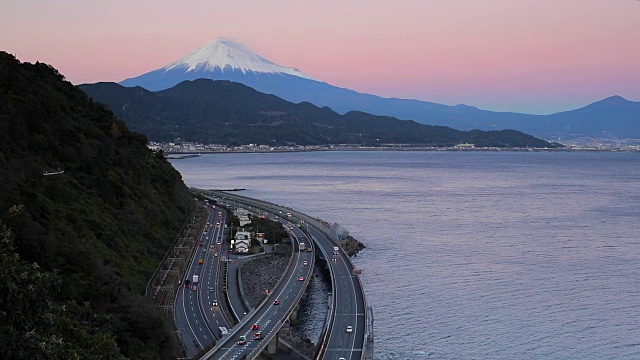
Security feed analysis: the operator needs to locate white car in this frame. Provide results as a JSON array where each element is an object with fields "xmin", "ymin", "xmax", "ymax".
[{"xmin": 346, "ymin": 325, "xmax": 353, "ymax": 333}]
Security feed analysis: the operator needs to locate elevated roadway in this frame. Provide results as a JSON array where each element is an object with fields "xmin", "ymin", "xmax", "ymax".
[
  {"xmin": 201, "ymin": 224, "xmax": 314, "ymax": 359},
  {"xmin": 202, "ymin": 190, "xmax": 370, "ymax": 360}
]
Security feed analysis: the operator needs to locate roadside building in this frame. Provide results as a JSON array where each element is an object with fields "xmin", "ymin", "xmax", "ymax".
[
  {"xmin": 239, "ymin": 215, "xmax": 251, "ymax": 226},
  {"xmin": 233, "ymin": 230, "xmax": 252, "ymax": 254}
]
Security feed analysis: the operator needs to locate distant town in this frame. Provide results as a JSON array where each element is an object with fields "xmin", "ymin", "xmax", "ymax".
[{"xmin": 151, "ymin": 138, "xmax": 640, "ymax": 155}]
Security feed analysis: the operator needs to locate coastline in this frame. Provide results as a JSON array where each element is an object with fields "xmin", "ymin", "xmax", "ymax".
[{"xmin": 164, "ymin": 146, "xmax": 639, "ymax": 156}]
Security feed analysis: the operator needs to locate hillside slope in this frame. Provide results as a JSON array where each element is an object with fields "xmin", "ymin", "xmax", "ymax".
[
  {"xmin": 81, "ymin": 79, "xmax": 561, "ymax": 148},
  {"xmin": 0, "ymin": 52, "xmax": 192, "ymax": 358}
]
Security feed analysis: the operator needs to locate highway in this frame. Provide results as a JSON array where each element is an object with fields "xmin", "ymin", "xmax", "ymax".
[
  {"xmin": 203, "ymin": 191, "xmax": 368, "ymax": 360},
  {"xmin": 306, "ymin": 225, "xmax": 365, "ymax": 360},
  {"xmin": 202, "ymin": 224, "xmax": 315, "ymax": 359},
  {"xmin": 174, "ymin": 204, "xmax": 232, "ymax": 357}
]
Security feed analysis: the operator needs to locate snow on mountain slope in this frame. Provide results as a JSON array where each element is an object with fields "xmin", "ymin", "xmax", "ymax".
[
  {"xmin": 162, "ymin": 38, "xmax": 315, "ymax": 80},
  {"xmin": 115, "ymin": 38, "xmax": 640, "ymax": 139}
]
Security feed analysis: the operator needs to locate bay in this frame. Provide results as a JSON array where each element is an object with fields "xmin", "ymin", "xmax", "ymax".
[{"xmin": 171, "ymin": 151, "xmax": 640, "ymax": 359}]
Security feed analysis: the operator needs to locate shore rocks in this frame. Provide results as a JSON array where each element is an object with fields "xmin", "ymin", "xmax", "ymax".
[
  {"xmin": 240, "ymin": 243, "xmax": 292, "ymax": 307},
  {"xmin": 342, "ymin": 235, "xmax": 366, "ymax": 257}
]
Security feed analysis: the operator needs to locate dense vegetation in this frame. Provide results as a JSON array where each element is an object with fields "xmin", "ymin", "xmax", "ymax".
[
  {"xmin": 244, "ymin": 216, "xmax": 289, "ymax": 245},
  {"xmin": 0, "ymin": 52, "xmax": 193, "ymax": 358},
  {"xmin": 221, "ymin": 205, "xmax": 288, "ymax": 245},
  {"xmin": 80, "ymin": 80, "xmax": 562, "ymax": 148}
]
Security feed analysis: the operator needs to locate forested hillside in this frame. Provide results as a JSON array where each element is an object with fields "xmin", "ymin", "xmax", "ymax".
[
  {"xmin": 81, "ymin": 80, "xmax": 562, "ymax": 148},
  {"xmin": 0, "ymin": 52, "xmax": 192, "ymax": 358}
]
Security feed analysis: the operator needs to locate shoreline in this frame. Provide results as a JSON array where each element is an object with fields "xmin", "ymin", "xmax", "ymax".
[{"xmin": 164, "ymin": 147, "xmax": 639, "ymax": 156}]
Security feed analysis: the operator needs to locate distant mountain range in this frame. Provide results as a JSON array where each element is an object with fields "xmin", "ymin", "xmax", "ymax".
[
  {"xmin": 117, "ymin": 38, "xmax": 640, "ymax": 140},
  {"xmin": 81, "ymin": 79, "xmax": 560, "ymax": 148}
]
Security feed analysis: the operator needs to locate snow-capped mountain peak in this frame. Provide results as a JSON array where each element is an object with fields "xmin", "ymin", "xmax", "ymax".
[{"xmin": 163, "ymin": 38, "xmax": 314, "ymax": 80}]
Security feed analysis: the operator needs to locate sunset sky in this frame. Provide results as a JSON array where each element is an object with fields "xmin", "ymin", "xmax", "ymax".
[{"xmin": 2, "ymin": 0, "xmax": 639, "ymax": 114}]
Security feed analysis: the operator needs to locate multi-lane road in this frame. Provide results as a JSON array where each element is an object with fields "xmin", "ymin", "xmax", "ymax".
[
  {"xmin": 201, "ymin": 223, "xmax": 315, "ymax": 359},
  {"xmin": 174, "ymin": 192, "xmax": 369, "ymax": 359},
  {"xmin": 175, "ymin": 204, "xmax": 231, "ymax": 357},
  {"xmin": 204, "ymin": 191, "xmax": 368, "ymax": 360},
  {"xmin": 306, "ymin": 224, "xmax": 366, "ymax": 360}
]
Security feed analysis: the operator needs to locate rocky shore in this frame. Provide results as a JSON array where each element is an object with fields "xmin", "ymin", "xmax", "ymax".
[
  {"xmin": 240, "ymin": 243, "xmax": 292, "ymax": 307},
  {"xmin": 240, "ymin": 242, "xmax": 317, "ymax": 358},
  {"xmin": 342, "ymin": 235, "xmax": 366, "ymax": 256}
]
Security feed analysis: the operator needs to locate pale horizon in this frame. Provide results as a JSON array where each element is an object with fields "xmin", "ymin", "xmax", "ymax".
[{"xmin": 1, "ymin": 0, "xmax": 639, "ymax": 114}]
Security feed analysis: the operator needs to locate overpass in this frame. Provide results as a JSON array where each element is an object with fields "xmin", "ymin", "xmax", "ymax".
[
  {"xmin": 198, "ymin": 201, "xmax": 315, "ymax": 359},
  {"xmin": 199, "ymin": 189, "xmax": 373, "ymax": 360}
]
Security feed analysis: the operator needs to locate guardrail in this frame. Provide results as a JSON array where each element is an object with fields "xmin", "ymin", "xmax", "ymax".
[
  {"xmin": 246, "ymin": 230, "xmax": 313, "ymax": 360},
  {"xmin": 200, "ymin": 190, "xmax": 369, "ymax": 360},
  {"xmin": 145, "ymin": 203, "xmax": 196, "ymax": 299},
  {"xmin": 199, "ymin": 198, "xmax": 309, "ymax": 359}
]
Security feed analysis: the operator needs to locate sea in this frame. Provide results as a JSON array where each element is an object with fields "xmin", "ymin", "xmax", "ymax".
[{"xmin": 170, "ymin": 151, "xmax": 640, "ymax": 360}]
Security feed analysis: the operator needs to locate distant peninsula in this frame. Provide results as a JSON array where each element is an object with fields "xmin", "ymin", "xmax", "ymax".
[{"xmin": 80, "ymin": 79, "xmax": 562, "ymax": 149}]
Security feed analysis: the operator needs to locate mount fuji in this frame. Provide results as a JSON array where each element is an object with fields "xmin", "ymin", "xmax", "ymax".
[
  {"xmin": 118, "ymin": 38, "xmax": 640, "ymax": 140},
  {"xmin": 119, "ymin": 38, "xmax": 486, "ymax": 128}
]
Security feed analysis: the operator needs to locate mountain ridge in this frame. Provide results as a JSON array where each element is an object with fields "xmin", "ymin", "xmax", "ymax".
[
  {"xmin": 118, "ymin": 39, "xmax": 640, "ymax": 140},
  {"xmin": 81, "ymin": 79, "xmax": 562, "ymax": 148}
]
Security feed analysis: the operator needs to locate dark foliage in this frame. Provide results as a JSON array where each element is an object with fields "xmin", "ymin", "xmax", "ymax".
[
  {"xmin": 80, "ymin": 80, "xmax": 562, "ymax": 148},
  {"xmin": 242, "ymin": 216, "xmax": 288, "ymax": 245},
  {"xmin": 0, "ymin": 52, "xmax": 192, "ymax": 358}
]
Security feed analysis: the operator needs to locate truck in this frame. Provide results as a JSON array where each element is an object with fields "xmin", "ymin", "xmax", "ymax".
[
  {"xmin": 333, "ymin": 246, "xmax": 339, "ymax": 255},
  {"xmin": 218, "ymin": 326, "xmax": 228, "ymax": 337},
  {"xmin": 192, "ymin": 274, "xmax": 199, "ymax": 284},
  {"xmin": 299, "ymin": 242, "xmax": 306, "ymax": 252}
]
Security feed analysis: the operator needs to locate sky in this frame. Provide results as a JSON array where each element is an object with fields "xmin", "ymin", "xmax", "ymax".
[{"xmin": 1, "ymin": 0, "xmax": 639, "ymax": 114}]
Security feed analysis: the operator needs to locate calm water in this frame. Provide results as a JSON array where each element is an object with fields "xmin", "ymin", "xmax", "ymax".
[{"xmin": 171, "ymin": 151, "xmax": 640, "ymax": 359}]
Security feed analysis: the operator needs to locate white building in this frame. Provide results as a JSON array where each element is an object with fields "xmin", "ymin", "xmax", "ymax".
[
  {"xmin": 233, "ymin": 230, "xmax": 252, "ymax": 254},
  {"xmin": 239, "ymin": 215, "xmax": 251, "ymax": 226}
]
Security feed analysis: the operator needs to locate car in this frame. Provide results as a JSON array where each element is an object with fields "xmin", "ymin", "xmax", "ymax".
[
  {"xmin": 192, "ymin": 285, "xmax": 197, "ymax": 291},
  {"xmin": 208, "ymin": 287, "xmax": 214, "ymax": 293},
  {"xmin": 346, "ymin": 325, "xmax": 353, "ymax": 333},
  {"xmin": 212, "ymin": 300, "xmax": 218, "ymax": 307},
  {"xmin": 251, "ymin": 323, "xmax": 259, "ymax": 330},
  {"xmin": 214, "ymin": 252, "xmax": 218, "ymax": 257},
  {"xmin": 298, "ymin": 276, "xmax": 305, "ymax": 281},
  {"xmin": 236, "ymin": 336, "xmax": 246, "ymax": 345},
  {"xmin": 216, "ymin": 241, "xmax": 221, "ymax": 245},
  {"xmin": 253, "ymin": 332, "xmax": 262, "ymax": 340},
  {"xmin": 273, "ymin": 300, "xmax": 280, "ymax": 305},
  {"xmin": 216, "ymin": 222, "xmax": 220, "ymax": 226},
  {"xmin": 303, "ymin": 260, "xmax": 308, "ymax": 266},
  {"xmin": 202, "ymin": 248, "xmax": 206, "ymax": 253},
  {"xmin": 198, "ymin": 259, "xmax": 203, "ymax": 265}
]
